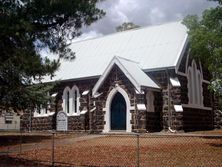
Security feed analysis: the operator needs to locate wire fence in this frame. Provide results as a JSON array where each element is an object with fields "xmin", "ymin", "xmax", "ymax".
[{"xmin": 0, "ymin": 131, "xmax": 222, "ymax": 166}]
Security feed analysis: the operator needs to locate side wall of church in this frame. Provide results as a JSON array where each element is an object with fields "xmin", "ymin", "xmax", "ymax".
[
  {"xmin": 147, "ymin": 47, "xmax": 214, "ymax": 132},
  {"xmin": 148, "ymin": 69, "xmax": 183, "ymax": 131},
  {"xmin": 175, "ymin": 49, "xmax": 214, "ymax": 131}
]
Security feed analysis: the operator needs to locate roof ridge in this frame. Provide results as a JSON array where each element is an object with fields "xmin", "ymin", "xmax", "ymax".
[{"xmin": 116, "ymin": 56, "xmax": 140, "ymax": 64}]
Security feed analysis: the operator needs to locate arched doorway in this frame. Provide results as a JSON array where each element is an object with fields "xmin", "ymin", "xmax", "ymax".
[
  {"xmin": 111, "ymin": 92, "xmax": 126, "ymax": 130},
  {"xmin": 103, "ymin": 86, "xmax": 132, "ymax": 132}
]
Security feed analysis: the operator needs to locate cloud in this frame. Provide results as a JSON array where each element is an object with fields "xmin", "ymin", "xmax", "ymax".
[{"xmin": 80, "ymin": 0, "xmax": 217, "ymax": 37}]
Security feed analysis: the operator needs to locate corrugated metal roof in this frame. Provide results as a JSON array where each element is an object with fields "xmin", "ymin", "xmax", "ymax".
[
  {"xmin": 117, "ymin": 57, "xmax": 160, "ymax": 89},
  {"xmin": 92, "ymin": 56, "xmax": 160, "ymax": 96},
  {"xmin": 43, "ymin": 21, "xmax": 188, "ymax": 82}
]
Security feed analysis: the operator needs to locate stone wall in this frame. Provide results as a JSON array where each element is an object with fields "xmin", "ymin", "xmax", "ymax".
[
  {"xmin": 214, "ymin": 110, "xmax": 222, "ymax": 129},
  {"xmin": 68, "ymin": 114, "xmax": 88, "ymax": 131},
  {"xmin": 148, "ymin": 69, "xmax": 184, "ymax": 131},
  {"xmin": 146, "ymin": 92, "xmax": 163, "ymax": 132},
  {"xmin": 203, "ymin": 83, "xmax": 212, "ymax": 107},
  {"xmin": 25, "ymin": 78, "xmax": 97, "ymax": 132},
  {"xmin": 146, "ymin": 112, "xmax": 161, "ymax": 132},
  {"xmin": 170, "ymin": 86, "xmax": 184, "ymax": 131},
  {"xmin": 213, "ymin": 94, "xmax": 222, "ymax": 129},
  {"xmin": 135, "ymin": 93, "xmax": 146, "ymax": 132},
  {"xmin": 32, "ymin": 116, "xmax": 55, "ymax": 131},
  {"xmin": 20, "ymin": 110, "xmax": 32, "ymax": 131},
  {"xmin": 183, "ymin": 107, "xmax": 213, "ymax": 131}
]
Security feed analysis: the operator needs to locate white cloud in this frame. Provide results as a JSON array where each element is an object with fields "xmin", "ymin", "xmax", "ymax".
[
  {"xmin": 150, "ymin": 7, "xmax": 166, "ymax": 24},
  {"xmin": 71, "ymin": 0, "xmax": 218, "ymax": 42},
  {"xmin": 85, "ymin": 0, "xmax": 217, "ymax": 34}
]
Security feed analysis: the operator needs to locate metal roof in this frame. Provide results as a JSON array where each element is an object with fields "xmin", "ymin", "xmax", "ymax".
[
  {"xmin": 92, "ymin": 56, "xmax": 160, "ymax": 96},
  {"xmin": 43, "ymin": 21, "xmax": 188, "ymax": 82}
]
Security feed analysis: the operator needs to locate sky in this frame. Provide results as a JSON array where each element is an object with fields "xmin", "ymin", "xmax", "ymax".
[{"xmin": 73, "ymin": 0, "xmax": 217, "ymax": 42}]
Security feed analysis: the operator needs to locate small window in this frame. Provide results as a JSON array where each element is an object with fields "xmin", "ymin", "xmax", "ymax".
[
  {"xmin": 74, "ymin": 90, "xmax": 77, "ymax": 113},
  {"xmin": 62, "ymin": 87, "xmax": 71, "ymax": 114},
  {"xmin": 5, "ymin": 114, "xmax": 13, "ymax": 124},
  {"xmin": 67, "ymin": 91, "xmax": 70, "ymax": 113},
  {"xmin": 5, "ymin": 120, "xmax": 12, "ymax": 124},
  {"xmin": 71, "ymin": 85, "xmax": 80, "ymax": 115}
]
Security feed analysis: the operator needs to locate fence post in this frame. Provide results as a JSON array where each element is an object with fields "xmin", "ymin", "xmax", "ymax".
[
  {"xmin": 7, "ymin": 147, "xmax": 9, "ymax": 156},
  {"xmin": 136, "ymin": 134, "xmax": 140, "ymax": 167},
  {"xmin": 52, "ymin": 131, "xmax": 55, "ymax": 167},
  {"xmin": 35, "ymin": 143, "xmax": 39, "ymax": 166}
]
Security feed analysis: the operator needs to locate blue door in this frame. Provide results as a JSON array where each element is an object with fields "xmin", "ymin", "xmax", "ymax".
[{"xmin": 111, "ymin": 92, "xmax": 126, "ymax": 130}]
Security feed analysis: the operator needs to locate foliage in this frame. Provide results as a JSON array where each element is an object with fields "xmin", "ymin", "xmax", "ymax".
[
  {"xmin": 183, "ymin": 0, "xmax": 222, "ymax": 95},
  {"xmin": 0, "ymin": 0, "xmax": 105, "ymax": 112},
  {"xmin": 116, "ymin": 22, "xmax": 140, "ymax": 32}
]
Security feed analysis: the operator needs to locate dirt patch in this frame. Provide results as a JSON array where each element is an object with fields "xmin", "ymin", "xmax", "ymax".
[
  {"xmin": 0, "ymin": 132, "xmax": 87, "ymax": 153},
  {"xmin": 188, "ymin": 129, "xmax": 222, "ymax": 135},
  {"xmin": 2, "ymin": 135, "xmax": 222, "ymax": 167}
]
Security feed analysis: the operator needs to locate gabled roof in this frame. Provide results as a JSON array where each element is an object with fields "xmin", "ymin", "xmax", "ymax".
[
  {"xmin": 92, "ymin": 56, "xmax": 160, "ymax": 96},
  {"xmin": 43, "ymin": 21, "xmax": 188, "ymax": 82}
]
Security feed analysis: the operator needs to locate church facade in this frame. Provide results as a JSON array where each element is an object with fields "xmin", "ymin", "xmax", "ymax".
[{"xmin": 21, "ymin": 22, "xmax": 219, "ymax": 133}]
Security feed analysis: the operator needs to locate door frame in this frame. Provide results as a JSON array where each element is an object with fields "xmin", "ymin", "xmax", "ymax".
[{"xmin": 103, "ymin": 86, "xmax": 132, "ymax": 132}]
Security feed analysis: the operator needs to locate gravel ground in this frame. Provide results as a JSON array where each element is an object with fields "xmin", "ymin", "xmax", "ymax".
[{"xmin": 0, "ymin": 130, "xmax": 222, "ymax": 166}]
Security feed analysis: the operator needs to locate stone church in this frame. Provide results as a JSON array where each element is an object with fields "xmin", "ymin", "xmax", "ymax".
[{"xmin": 21, "ymin": 21, "xmax": 219, "ymax": 133}]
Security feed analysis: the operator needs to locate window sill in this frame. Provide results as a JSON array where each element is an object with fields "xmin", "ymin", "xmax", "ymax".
[
  {"xmin": 67, "ymin": 113, "xmax": 80, "ymax": 117},
  {"xmin": 33, "ymin": 112, "xmax": 55, "ymax": 118},
  {"xmin": 34, "ymin": 114, "xmax": 49, "ymax": 118}
]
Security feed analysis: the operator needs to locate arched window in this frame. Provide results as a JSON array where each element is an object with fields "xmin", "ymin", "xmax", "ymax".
[
  {"xmin": 74, "ymin": 90, "xmax": 78, "ymax": 113},
  {"xmin": 67, "ymin": 91, "xmax": 70, "ymax": 113},
  {"xmin": 71, "ymin": 85, "xmax": 80, "ymax": 115},
  {"xmin": 62, "ymin": 87, "xmax": 71, "ymax": 114},
  {"xmin": 187, "ymin": 60, "xmax": 203, "ymax": 106}
]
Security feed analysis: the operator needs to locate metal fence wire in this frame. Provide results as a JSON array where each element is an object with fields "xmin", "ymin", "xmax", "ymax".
[{"xmin": 0, "ymin": 131, "xmax": 222, "ymax": 167}]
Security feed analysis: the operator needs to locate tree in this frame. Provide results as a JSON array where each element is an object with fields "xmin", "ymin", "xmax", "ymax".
[
  {"xmin": 183, "ymin": 0, "xmax": 222, "ymax": 95},
  {"xmin": 0, "ymin": 0, "xmax": 105, "ymax": 112},
  {"xmin": 116, "ymin": 22, "xmax": 140, "ymax": 32}
]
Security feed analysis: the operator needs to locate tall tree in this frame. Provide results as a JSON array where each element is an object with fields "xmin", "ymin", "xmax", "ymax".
[
  {"xmin": 0, "ymin": 0, "xmax": 105, "ymax": 112},
  {"xmin": 183, "ymin": 0, "xmax": 222, "ymax": 95},
  {"xmin": 116, "ymin": 22, "xmax": 140, "ymax": 32}
]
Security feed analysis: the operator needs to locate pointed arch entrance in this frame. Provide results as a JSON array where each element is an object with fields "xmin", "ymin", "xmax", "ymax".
[
  {"xmin": 103, "ymin": 86, "xmax": 132, "ymax": 132},
  {"xmin": 111, "ymin": 92, "xmax": 126, "ymax": 130}
]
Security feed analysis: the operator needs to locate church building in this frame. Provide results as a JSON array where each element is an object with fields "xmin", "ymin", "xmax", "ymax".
[{"xmin": 21, "ymin": 21, "xmax": 218, "ymax": 133}]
